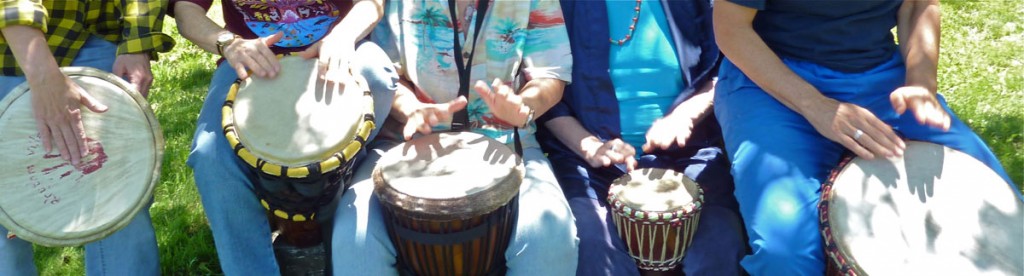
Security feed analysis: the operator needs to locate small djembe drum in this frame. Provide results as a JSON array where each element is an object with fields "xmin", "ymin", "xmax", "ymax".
[
  {"xmin": 608, "ymin": 168, "xmax": 704, "ymax": 272},
  {"xmin": 820, "ymin": 141, "xmax": 1023, "ymax": 275},
  {"xmin": 374, "ymin": 132, "xmax": 523, "ymax": 276},
  {"xmin": 0, "ymin": 67, "xmax": 162, "ymax": 247},
  {"xmin": 222, "ymin": 56, "xmax": 375, "ymax": 274}
]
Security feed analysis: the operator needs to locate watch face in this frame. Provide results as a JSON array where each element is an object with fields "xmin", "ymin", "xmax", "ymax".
[{"xmin": 218, "ymin": 33, "xmax": 235, "ymax": 44}]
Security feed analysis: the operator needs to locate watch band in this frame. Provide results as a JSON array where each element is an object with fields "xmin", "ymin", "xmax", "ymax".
[{"xmin": 521, "ymin": 108, "xmax": 535, "ymax": 128}]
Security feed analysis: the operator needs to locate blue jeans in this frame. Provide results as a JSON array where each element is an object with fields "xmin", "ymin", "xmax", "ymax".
[
  {"xmin": 0, "ymin": 37, "xmax": 160, "ymax": 276},
  {"xmin": 330, "ymin": 140, "xmax": 580, "ymax": 275},
  {"xmin": 714, "ymin": 54, "xmax": 1018, "ymax": 275},
  {"xmin": 549, "ymin": 119, "xmax": 747, "ymax": 276},
  {"xmin": 187, "ymin": 41, "xmax": 397, "ymax": 274}
]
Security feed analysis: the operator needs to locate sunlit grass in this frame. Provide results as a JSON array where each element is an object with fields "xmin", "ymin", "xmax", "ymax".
[{"xmin": 939, "ymin": 0, "xmax": 1023, "ymax": 189}]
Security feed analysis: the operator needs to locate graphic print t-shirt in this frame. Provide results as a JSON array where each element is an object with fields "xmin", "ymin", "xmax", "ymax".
[{"xmin": 171, "ymin": 0, "xmax": 353, "ymax": 54}]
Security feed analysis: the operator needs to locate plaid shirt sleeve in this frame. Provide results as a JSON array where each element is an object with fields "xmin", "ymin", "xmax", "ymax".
[
  {"xmin": 0, "ymin": 0, "xmax": 49, "ymax": 37},
  {"xmin": 116, "ymin": 0, "xmax": 174, "ymax": 56}
]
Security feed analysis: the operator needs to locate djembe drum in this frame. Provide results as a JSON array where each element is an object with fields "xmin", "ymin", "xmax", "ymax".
[
  {"xmin": 0, "ymin": 67, "xmax": 162, "ymax": 246},
  {"xmin": 608, "ymin": 168, "xmax": 704, "ymax": 272},
  {"xmin": 820, "ymin": 141, "xmax": 1023, "ymax": 275},
  {"xmin": 222, "ymin": 56, "xmax": 375, "ymax": 274},
  {"xmin": 374, "ymin": 132, "xmax": 523, "ymax": 276}
]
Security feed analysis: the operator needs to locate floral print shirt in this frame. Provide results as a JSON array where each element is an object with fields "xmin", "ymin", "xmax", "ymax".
[{"xmin": 374, "ymin": 0, "xmax": 572, "ymax": 148}]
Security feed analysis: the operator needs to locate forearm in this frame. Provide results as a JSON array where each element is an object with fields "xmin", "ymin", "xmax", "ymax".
[
  {"xmin": 518, "ymin": 78, "xmax": 565, "ymax": 117},
  {"xmin": 544, "ymin": 116, "xmax": 602, "ymax": 160},
  {"xmin": 389, "ymin": 77, "xmax": 422, "ymax": 123},
  {"xmin": 665, "ymin": 78, "xmax": 716, "ymax": 123},
  {"xmin": 713, "ymin": 1, "xmax": 830, "ymax": 115},
  {"xmin": 898, "ymin": 0, "xmax": 940, "ymax": 92},
  {"xmin": 327, "ymin": 0, "xmax": 383, "ymax": 43},
  {"xmin": 173, "ymin": 1, "xmax": 227, "ymax": 54},
  {"xmin": 1, "ymin": 25, "xmax": 61, "ymax": 85}
]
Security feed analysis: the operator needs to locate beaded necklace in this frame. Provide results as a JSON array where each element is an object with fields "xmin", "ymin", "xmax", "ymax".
[{"xmin": 610, "ymin": 0, "xmax": 642, "ymax": 46}]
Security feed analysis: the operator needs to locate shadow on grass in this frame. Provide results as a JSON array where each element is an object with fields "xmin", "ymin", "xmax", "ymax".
[{"xmin": 959, "ymin": 110, "xmax": 1024, "ymax": 190}]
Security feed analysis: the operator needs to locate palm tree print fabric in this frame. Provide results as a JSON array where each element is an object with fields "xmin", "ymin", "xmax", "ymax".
[{"xmin": 374, "ymin": 0, "xmax": 571, "ymax": 148}]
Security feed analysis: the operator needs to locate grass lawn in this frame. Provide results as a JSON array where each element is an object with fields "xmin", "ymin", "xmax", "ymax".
[{"xmin": 30, "ymin": 1, "xmax": 1022, "ymax": 275}]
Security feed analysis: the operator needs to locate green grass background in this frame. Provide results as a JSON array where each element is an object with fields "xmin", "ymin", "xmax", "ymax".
[{"xmin": 30, "ymin": 1, "xmax": 1022, "ymax": 274}]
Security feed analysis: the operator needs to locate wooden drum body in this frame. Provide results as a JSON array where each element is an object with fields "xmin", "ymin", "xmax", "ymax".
[
  {"xmin": 608, "ymin": 168, "xmax": 704, "ymax": 272},
  {"xmin": 0, "ymin": 67, "xmax": 162, "ymax": 246},
  {"xmin": 820, "ymin": 141, "xmax": 1023, "ymax": 275},
  {"xmin": 374, "ymin": 132, "xmax": 523, "ymax": 276}
]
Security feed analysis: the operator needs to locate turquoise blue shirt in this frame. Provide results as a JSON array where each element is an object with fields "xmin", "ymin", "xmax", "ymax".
[{"xmin": 607, "ymin": 0, "xmax": 683, "ymax": 152}]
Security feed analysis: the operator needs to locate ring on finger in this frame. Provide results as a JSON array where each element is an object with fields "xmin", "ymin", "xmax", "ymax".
[
  {"xmin": 853, "ymin": 129, "xmax": 864, "ymax": 140},
  {"xmin": 610, "ymin": 144, "xmax": 617, "ymax": 151}
]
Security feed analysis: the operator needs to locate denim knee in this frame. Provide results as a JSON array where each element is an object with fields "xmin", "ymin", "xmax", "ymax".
[{"xmin": 353, "ymin": 41, "xmax": 398, "ymax": 141}]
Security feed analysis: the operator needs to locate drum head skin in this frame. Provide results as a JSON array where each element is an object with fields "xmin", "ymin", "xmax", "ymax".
[
  {"xmin": 0, "ymin": 67, "xmax": 162, "ymax": 247},
  {"xmin": 821, "ymin": 141, "xmax": 1023, "ymax": 275},
  {"xmin": 374, "ymin": 132, "xmax": 524, "ymax": 221},
  {"xmin": 230, "ymin": 56, "xmax": 369, "ymax": 168},
  {"xmin": 610, "ymin": 168, "xmax": 701, "ymax": 213}
]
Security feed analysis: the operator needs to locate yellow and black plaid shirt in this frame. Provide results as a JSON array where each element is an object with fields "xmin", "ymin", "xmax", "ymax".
[{"xmin": 0, "ymin": 0, "xmax": 175, "ymax": 76}]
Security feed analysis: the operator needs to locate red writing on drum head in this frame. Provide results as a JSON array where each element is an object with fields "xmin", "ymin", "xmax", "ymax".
[{"xmin": 23, "ymin": 135, "xmax": 109, "ymax": 205}]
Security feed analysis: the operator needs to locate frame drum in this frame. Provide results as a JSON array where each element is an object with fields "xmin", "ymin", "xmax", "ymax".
[
  {"xmin": 820, "ymin": 141, "xmax": 1023, "ymax": 275},
  {"xmin": 0, "ymin": 67, "xmax": 162, "ymax": 246},
  {"xmin": 374, "ymin": 132, "xmax": 524, "ymax": 276}
]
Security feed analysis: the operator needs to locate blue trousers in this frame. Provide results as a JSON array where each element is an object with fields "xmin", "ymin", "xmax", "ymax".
[
  {"xmin": 0, "ymin": 36, "xmax": 160, "ymax": 276},
  {"xmin": 714, "ymin": 54, "xmax": 1016, "ymax": 275},
  {"xmin": 187, "ymin": 41, "xmax": 397, "ymax": 274},
  {"xmin": 549, "ymin": 118, "xmax": 747, "ymax": 276}
]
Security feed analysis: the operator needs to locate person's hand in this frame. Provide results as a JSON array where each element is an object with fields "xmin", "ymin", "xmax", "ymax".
[
  {"xmin": 582, "ymin": 138, "xmax": 637, "ymax": 171},
  {"xmin": 643, "ymin": 112, "xmax": 698, "ymax": 153},
  {"xmin": 402, "ymin": 96, "xmax": 469, "ymax": 140},
  {"xmin": 222, "ymin": 31, "xmax": 283, "ymax": 79},
  {"xmin": 30, "ymin": 71, "xmax": 108, "ymax": 167},
  {"xmin": 804, "ymin": 98, "xmax": 905, "ymax": 160},
  {"xmin": 890, "ymin": 86, "xmax": 950, "ymax": 131},
  {"xmin": 473, "ymin": 79, "xmax": 533, "ymax": 127},
  {"xmin": 112, "ymin": 53, "xmax": 153, "ymax": 97},
  {"xmin": 298, "ymin": 34, "xmax": 356, "ymax": 84}
]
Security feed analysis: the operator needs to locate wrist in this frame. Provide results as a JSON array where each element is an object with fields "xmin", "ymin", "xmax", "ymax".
[
  {"xmin": 793, "ymin": 93, "xmax": 832, "ymax": 116},
  {"xmin": 520, "ymin": 108, "xmax": 535, "ymax": 128},
  {"xmin": 579, "ymin": 136, "xmax": 603, "ymax": 160},
  {"xmin": 215, "ymin": 31, "xmax": 240, "ymax": 56},
  {"xmin": 26, "ymin": 66, "xmax": 65, "ymax": 88}
]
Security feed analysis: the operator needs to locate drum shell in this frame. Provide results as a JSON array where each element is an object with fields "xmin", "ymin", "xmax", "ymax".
[{"xmin": 380, "ymin": 195, "xmax": 518, "ymax": 276}]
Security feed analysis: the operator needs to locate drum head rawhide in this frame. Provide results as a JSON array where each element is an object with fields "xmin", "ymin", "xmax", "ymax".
[
  {"xmin": 609, "ymin": 168, "xmax": 703, "ymax": 215},
  {"xmin": 229, "ymin": 56, "xmax": 370, "ymax": 169},
  {"xmin": 373, "ymin": 132, "xmax": 524, "ymax": 221},
  {"xmin": 822, "ymin": 141, "xmax": 1023, "ymax": 275},
  {"xmin": 0, "ymin": 67, "xmax": 162, "ymax": 247}
]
